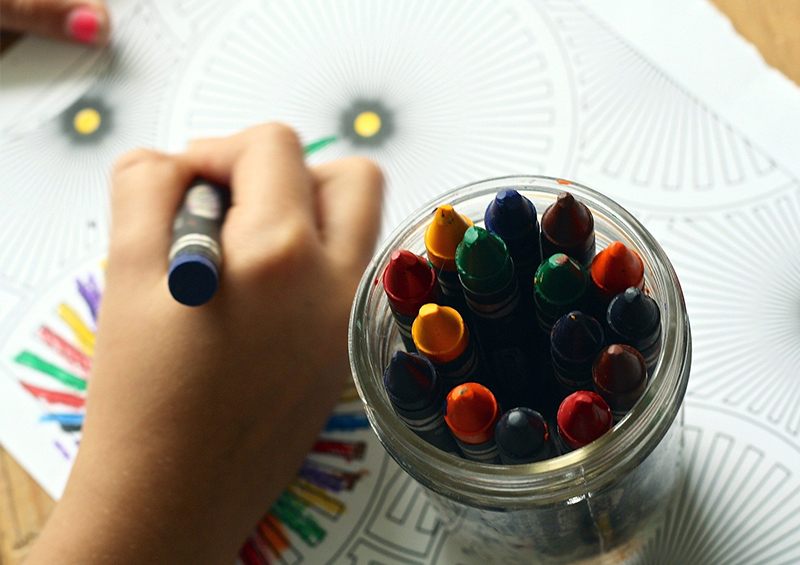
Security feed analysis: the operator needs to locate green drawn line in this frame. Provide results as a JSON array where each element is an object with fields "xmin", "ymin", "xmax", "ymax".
[
  {"xmin": 271, "ymin": 491, "xmax": 326, "ymax": 547},
  {"xmin": 303, "ymin": 136, "xmax": 337, "ymax": 156},
  {"xmin": 14, "ymin": 351, "xmax": 87, "ymax": 392}
]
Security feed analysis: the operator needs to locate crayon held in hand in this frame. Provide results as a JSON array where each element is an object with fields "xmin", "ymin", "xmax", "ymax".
[
  {"xmin": 168, "ymin": 179, "xmax": 230, "ymax": 306},
  {"xmin": 540, "ymin": 192, "xmax": 596, "ymax": 268},
  {"xmin": 495, "ymin": 407, "xmax": 557, "ymax": 465},
  {"xmin": 411, "ymin": 303, "xmax": 482, "ymax": 390},
  {"xmin": 383, "ymin": 351, "xmax": 462, "ymax": 456},
  {"xmin": 592, "ymin": 344, "xmax": 648, "ymax": 422},
  {"xmin": 606, "ymin": 287, "xmax": 661, "ymax": 373},
  {"xmin": 444, "ymin": 382, "xmax": 502, "ymax": 464},
  {"xmin": 382, "ymin": 250, "xmax": 439, "ymax": 351},
  {"xmin": 556, "ymin": 390, "xmax": 612, "ymax": 452}
]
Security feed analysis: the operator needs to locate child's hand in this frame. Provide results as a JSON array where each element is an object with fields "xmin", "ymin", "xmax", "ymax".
[
  {"xmin": 26, "ymin": 124, "xmax": 383, "ymax": 565},
  {"xmin": 0, "ymin": 0, "xmax": 110, "ymax": 45}
]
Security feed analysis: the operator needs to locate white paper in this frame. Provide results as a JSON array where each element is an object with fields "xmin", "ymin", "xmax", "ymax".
[{"xmin": 1, "ymin": 0, "xmax": 798, "ymax": 563}]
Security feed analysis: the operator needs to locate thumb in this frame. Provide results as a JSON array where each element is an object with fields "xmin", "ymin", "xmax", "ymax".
[{"xmin": 0, "ymin": 0, "xmax": 110, "ymax": 45}]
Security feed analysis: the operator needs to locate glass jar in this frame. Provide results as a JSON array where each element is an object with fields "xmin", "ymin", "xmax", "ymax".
[{"xmin": 349, "ymin": 176, "xmax": 691, "ymax": 564}]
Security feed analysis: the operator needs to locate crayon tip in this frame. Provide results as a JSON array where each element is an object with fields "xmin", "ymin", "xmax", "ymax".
[
  {"xmin": 593, "ymin": 345, "xmax": 648, "ymax": 395},
  {"xmin": 392, "ymin": 249, "xmax": 417, "ymax": 268},
  {"xmin": 534, "ymin": 254, "xmax": 587, "ymax": 304},
  {"xmin": 608, "ymin": 287, "xmax": 660, "ymax": 336},
  {"xmin": 455, "ymin": 227, "xmax": 511, "ymax": 287},
  {"xmin": 384, "ymin": 351, "xmax": 438, "ymax": 410},
  {"xmin": 590, "ymin": 242, "xmax": 644, "ymax": 299},
  {"xmin": 624, "ymin": 287, "xmax": 640, "ymax": 303},
  {"xmin": 541, "ymin": 192, "xmax": 594, "ymax": 247},
  {"xmin": 551, "ymin": 311, "xmax": 605, "ymax": 362},
  {"xmin": 497, "ymin": 189, "xmax": 523, "ymax": 209},
  {"xmin": 382, "ymin": 250, "xmax": 438, "ymax": 312},
  {"xmin": 444, "ymin": 383, "xmax": 500, "ymax": 441},
  {"xmin": 412, "ymin": 304, "xmax": 468, "ymax": 363},
  {"xmin": 496, "ymin": 408, "xmax": 550, "ymax": 459},
  {"xmin": 424, "ymin": 206, "xmax": 474, "ymax": 270},
  {"xmin": 557, "ymin": 192, "xmax": 575, "ymax": 209},
  {"xmin": 557, "ymin": 391, "xmax": 612, "ymax": 449}
]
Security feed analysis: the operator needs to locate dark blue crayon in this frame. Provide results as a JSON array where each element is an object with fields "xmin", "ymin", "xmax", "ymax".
[
  {"xmin": 551, "ymin": 311, "xmax": 605, "ymax": 392},
  {"xmin": 495, "ymin": 407, "xmax": 558, "ymax": 464},
  {"xmin": 484, "ymin": 190, "xmax": 541, "ymax": 302},
  {"xmin": 383, "ymin": 351, "xmax": 462, "ymax": 456},
  {"xmin": 606, "ymin": 287, "xmax": 662, "ymax": 373},
  {"xmin": 455, "ymin": 226, "xmax": 534, "ymax": 399},
  {"xmin": 168, "ymin": 179, "xmax": 230, "ymax": 306},
  {"xmin": 324, "ymin": 413, "xmax": 370, "ymax": 432}
]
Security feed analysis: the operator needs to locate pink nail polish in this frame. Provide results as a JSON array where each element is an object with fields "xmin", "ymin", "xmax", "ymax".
[{"xmin": 66, "ymin": 6, "xmax": 104, "ymax": 45}]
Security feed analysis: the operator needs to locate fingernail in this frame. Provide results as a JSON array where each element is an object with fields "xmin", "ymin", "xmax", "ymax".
[{"xmin": 66, "ymin": 6, "xmax": 108, "ymax": 45}]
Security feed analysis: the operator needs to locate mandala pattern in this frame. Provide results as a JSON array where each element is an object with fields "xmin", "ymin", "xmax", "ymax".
[
  {"xmin": 163, "ymin": 0, "xmax": 577, "ymax": 234},
  {"xmin": 0, "ymin": 5, "xmax": 181, "ymax": 290},
  {"xmin": 659, "ymin": 186, "xmax": 800, "ymax": 438}
]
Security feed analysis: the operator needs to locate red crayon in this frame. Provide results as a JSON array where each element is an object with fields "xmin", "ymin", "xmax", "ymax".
[
  {"xmin": 382, "ymin": 250, "xmax": 439, "ymax": 351},
  {"xmin": 590, "ymin": 242, "xmax": 644, "ymax": 307},
  {"xmin": 444, "ymin": 383, "xmax": 502, "ymax": 464},
  {"xmin": 592, "ymin": 344, "xmax": 648, "ymax": 422},
  {"xmin": 557, "ymin": 391, "xmax": 613, "ymax": 452}
]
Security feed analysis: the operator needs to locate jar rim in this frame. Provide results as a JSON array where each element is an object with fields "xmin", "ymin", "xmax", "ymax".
[{"xmin": 349, "ymin": 175, "xmax": 691, "ymax": 508}]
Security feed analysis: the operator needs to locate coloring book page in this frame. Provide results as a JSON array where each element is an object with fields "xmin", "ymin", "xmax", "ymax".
[{"xmin": 1, "ymin": 0, "xmax": 799, "ymax": 563}]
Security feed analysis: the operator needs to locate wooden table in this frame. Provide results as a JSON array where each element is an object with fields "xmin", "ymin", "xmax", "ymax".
[{"xmin": 1, "ymin": 1, "xmax": 799, "ymax": 563}]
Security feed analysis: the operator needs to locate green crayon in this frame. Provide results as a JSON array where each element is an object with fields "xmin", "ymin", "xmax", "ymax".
[{"xmin": 533, "ymin": 254, "xmax": 588, "ymax": 335}]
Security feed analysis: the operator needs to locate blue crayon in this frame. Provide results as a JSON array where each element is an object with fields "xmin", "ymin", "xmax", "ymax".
[
  {"xmin": 551, "ymin": 311, "xmax": 605, "ymax": 392},
  {"xmin": 383, "ymin": 351, "xmax": 463, "ymax": 456},
  {"xmin": 495, "ymin": 407, "xmax": 558, "ymax": 464},
  {"xmin": 455, "ymin": 226, "xmax": 534, "ymax": 399},
  {"xmin": 484, "ymin": 190, "xmax": 541, "ymax": 300},
  {"xmin": 168, "ymin": 179, "xmax": 230, "ymax": 306},
  {"xmin": 324, "ymin": 413, "xmax": 370, "ymax": 431},
  {"xmin": 606, "ymin": 287, "xmax": 662, "ymax": 374}
]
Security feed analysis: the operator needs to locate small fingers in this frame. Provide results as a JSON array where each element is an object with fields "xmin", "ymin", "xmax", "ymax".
[
  {"xmin": 311, "ymin": 157, "xmax": 384, "ymax": 273},
  {"xmin": 182, "ymin": 123, "xmax": 314, "ymax": 232},
  {"xmin": 0, "ymin": 0, "xmax": 110, "ymax": 45},
  {"xmin": 109, "ymin": 149, "xmax": 194, "ymax": 275}
]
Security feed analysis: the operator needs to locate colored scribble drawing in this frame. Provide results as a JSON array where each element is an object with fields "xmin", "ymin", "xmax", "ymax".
[{"xmin": 9, "ymin": 265, "xmax": 370, "ymax": 564}]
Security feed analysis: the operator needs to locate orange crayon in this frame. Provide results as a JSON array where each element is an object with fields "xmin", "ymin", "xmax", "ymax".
[
  {"xmin": 424, "ymin": 205, "xmax": 473, "ymax": 313},
  {"xmin": 444, "ymin": 383, "xmax": 502, "ymax": 464},
  {"xmin": 412, "ymin": 304, "xmax": 481, "ymax": 389},
  {"xmin": 590, "ymin": 242, "xmax": 644, "ymax": 307}
]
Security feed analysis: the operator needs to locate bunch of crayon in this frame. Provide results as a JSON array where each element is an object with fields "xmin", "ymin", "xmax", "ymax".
[{"xmin": 381, "ymin": 190, "xmax": 662, "ymax": 464}]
